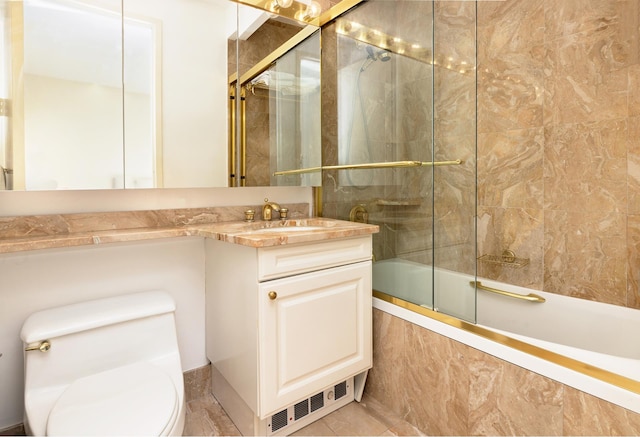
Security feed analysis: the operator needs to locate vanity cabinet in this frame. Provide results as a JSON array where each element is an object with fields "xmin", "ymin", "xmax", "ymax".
[{"xmin": 205, "ymin": 236, "xmax": 372, "ymax": 435}]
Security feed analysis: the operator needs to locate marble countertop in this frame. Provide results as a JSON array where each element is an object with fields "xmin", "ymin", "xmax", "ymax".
[
  {"xmin": 0, "ymin": 216, "xmax": 378, "ymax": 254},
  {"xmin": 194, "ymin": 218, "xmax": 378, "ymax": 247}
]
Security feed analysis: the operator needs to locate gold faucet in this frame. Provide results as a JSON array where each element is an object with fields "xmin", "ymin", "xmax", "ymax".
[{"xmin": 262, "ymin": 198, "xmax": 282, "ymax": 221}]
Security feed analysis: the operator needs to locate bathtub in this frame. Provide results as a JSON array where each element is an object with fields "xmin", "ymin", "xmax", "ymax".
[{"xmin": 372, "ymin": 258, "xmax": 640, "ymax": 414}]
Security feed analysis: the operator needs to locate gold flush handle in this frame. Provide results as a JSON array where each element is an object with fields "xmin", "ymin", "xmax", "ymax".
[
  {"xmin": 25, "ymin": 340, "xmax": 51, "ymax": 352},
  {"xmin": 268, "ymin": 291, "xmax": 278, "ymax": 300}
]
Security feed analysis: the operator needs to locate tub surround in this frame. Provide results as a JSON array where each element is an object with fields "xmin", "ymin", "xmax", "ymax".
[
  {"xmin": 0, "ymin": 205, "xmax": 378, "ymax": 253},
  {"xmin": 367, "ymin": 305, "xmax": 640, "ymax": 436}
]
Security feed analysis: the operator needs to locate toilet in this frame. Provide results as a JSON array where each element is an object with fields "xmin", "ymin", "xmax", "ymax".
[{"xmin": 20, "ymin": 291, "xmax": 185, "ymax": 436}]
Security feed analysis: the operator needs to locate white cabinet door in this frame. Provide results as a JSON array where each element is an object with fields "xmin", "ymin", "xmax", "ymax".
[{"xmin": 257, "ymin": 261, "xmax": 372, "ymax": 418}]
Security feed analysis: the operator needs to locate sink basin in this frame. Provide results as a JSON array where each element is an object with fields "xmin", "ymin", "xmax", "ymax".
[
  {"xmin": 245, "ymin": 226, "xmax": 325, "ymax": 234},
  {"xmin": 205, "ymin": 217, "xmax": 378, "ymax": 247}
]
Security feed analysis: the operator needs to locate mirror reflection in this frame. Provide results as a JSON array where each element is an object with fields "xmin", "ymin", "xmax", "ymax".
[
  {"xmin": 231, "ymin": 3, "xmax": 321, "ymax": 187},
  {"xmin": 1, "ymin": 0, "xmax": 235, "ymax": 190},
  {"xmin": 0, "ymin": 0, "xmax": 322, "ymax": 190},
  {"xmin": 237, "ymin": 27, "xmax": 321, "ymax": 186},
  {"xmin": 22, "ymin": 0, "xmax": 126, "ymax": 190}
]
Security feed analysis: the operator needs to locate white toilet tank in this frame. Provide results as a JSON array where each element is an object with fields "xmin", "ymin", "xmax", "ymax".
[{"xmin": 21, "ymin": 291, "xmax": 185, "ymax": 436}]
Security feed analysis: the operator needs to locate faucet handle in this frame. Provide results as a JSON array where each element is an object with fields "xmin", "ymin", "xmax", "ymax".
[
  {"xmin": 263, "ymin": 206, "xmax": 272, "ymax": 221},
  {"xmin": 279, "ymin": 208, "xmax": 288, "ymax": 220},
  {"xmin": 349, "ymin": 204, "xmax": 369, "ymax": 224}
]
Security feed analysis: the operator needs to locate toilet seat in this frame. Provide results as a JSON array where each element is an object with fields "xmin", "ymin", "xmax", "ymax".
[{"xmin": 47, "ymin": 362, "xmax": 178, "ymax": 436}]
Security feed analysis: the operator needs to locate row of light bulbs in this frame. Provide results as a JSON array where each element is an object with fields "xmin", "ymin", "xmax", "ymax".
[
  {"xmin": 337, "ymin": 19, "xmax": 475, "ymax": 75},
  {"xmin": 269, "ymin": 0, "xmax": 321, "ymax": 21}
]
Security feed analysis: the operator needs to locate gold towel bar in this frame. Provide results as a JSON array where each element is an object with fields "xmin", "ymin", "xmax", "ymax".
[
  {"xmin": 273, "ymin": 166, "xmax": 322, "ymax": 176},
  {"xmin": 273, "ymin": 159, "xmax": 462, "ymax": 176},
  {"xmin": 470, "ymin": 281, "xmax": 546, "ymax": 303}
]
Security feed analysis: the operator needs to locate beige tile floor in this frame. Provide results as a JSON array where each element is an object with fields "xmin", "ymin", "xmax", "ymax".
[
  {"xmin": 185, "ymin": 393, "xmax": 426, "ymax": 436},
  {"xmin": 0, "ymin": 393, "xmax": 424, "ymax": 436}
]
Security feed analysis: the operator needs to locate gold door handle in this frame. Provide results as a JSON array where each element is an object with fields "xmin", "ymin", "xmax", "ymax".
[
  {"xmin": 268, "ymin": 291, "xmax": 277, "ymax": 300},
  {"xmin": 25, "ymin": 340, "xmax": 51, "ymax": 352}
]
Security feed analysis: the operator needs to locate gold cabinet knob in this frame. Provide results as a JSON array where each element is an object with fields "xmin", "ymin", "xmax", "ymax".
[{"xmin": 268, "ymin": 291, "xmax": 277, "ymax": 300}]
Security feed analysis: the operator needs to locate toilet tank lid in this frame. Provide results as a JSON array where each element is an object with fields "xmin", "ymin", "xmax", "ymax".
[{"xmin": 21, "ymin": 291, "xmax": 176, "ymax": 344}]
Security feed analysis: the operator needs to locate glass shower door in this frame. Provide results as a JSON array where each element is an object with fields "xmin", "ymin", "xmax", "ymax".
[
  {"xmin": 322, "ymin": 0, "xmax": 477, "ymax": 323},
  {"xmin": 431, "ymin": 1, "xmax": 477, "ymax": 321}
]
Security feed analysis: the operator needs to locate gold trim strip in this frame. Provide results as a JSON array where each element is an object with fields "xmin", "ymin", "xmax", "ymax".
[
  {"xmin": 228, "ymin": 72, "xmax": 237, "ymax": 86},
  {"xmin": 317, "ymin": 0, "xmax": 364, "ymax": 26},
  {"xmin": 238, "ymin": 26, "xmax": 319, "ymax": 87},
  {"xmin": 228, "ymin": 0, "xmax": 367, "ymax": 85},
  {"xmin": 9, "ymin": 1, "xmax": 25, "ymax": 190},
  {"xmin": 471, "ymin": 281, "xmax": 546, "ymax": 303},
  {"xmin": 313, "ymin": 186, "xmax": 323, "ymax": 217},
  {"xmin": 372, "ymin": 290, "xmax": 640, "ymax": 395},
  {"xmin": 231, "ymin": 0, "xmax": 365, "ymax": 28},
  {"xmin": 273, "ymin": 159, "xmax": 462, "ymax": 176}
]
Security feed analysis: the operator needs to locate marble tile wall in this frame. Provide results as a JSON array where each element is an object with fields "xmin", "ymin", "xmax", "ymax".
[
  {"xmin": 477, "ymin": 0, "xmax": 640, "ymax": 308},
  {"xmin": 0, "ymin": 203, "xmax": 310, "ymax": 239},
  {"xmin": 366, "ymin": 308, "xmax": 640, "ymax": 436},
  {"xmin": 245, "ymin": 89, "xmax": 272, "ymax": 187}
]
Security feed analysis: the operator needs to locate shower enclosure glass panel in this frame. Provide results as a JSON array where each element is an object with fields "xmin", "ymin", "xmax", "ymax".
[
  {"xmin": 237, "ymin": 12, "xmax": 321, "ymax": 187},
  {"xmin": 269, "ymin": 31, "xmax": 321, "ymax": 187},
  {"xmin": 323, "ymin": 0, "xmax": 477, "ymax": 322},
  {"xmin": 431, "ymin": 1, "xmax": 477, "ymax": 321}
]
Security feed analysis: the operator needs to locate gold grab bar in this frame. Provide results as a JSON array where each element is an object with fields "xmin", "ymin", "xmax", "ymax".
[
  {"xmin": 470, "ymin": 281, "xmax": 546, "ymax": 303},
  {"xmin": 228, "ymin": 84, "xmax": 236, "ymax": 186},
  {"xmin": 273, "ymin": 159, "xmax": 462, "ymax": 176},
  {"xmin": 240, "ymin": 86, "xmax": 247, "ymax": 186}
]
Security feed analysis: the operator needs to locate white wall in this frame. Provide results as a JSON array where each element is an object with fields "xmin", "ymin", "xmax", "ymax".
[
  {"xmin": 0, "ymin": 186, "xmax": 312, "ymax": 216},
  {"xmin": 24, "ymin": 74, "xmax": 126, "ymax": 190},
  {"xmin": 124, "ymin": 0, "xmax": 233, "ymax": 188},
  {"xmin": 0, "ymin": 186, "xmax": 313, "ymax": 429},
  {"xmin": 0, "ymin": 237, "xmax": 205, "ymax": 428}
]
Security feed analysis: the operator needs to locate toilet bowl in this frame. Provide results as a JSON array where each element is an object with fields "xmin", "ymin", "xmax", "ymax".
[{"xmin": 21, "ymin": 291, "xmax": 185, "ymax": 436}]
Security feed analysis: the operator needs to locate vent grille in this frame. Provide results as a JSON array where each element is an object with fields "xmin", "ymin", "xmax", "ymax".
[
  {"xmin": 267, "ymin": 378, "xmax": 353, "ymax": 435},
  {"xmin": 294, "ymin": 399, "xmax": 309, "ymax": 420},
  {"xmin": 271, "ymin": 409, "xmax": 288, "ymax": 432},
  {"xmin": 335, "ymin": 381, "xmax": 347, "ymax": 400},
  {"xmin": 310, "ymin": 392, "xmax": 324, "ymax": 412}
]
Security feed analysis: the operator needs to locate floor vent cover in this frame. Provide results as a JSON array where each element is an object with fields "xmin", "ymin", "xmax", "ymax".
[
  {"xmin": 267, "ymin": 378, "xmax": 353, "ymax": 435},
  {"xmin": 294, "ymin": 399, "xmax": 309, "ymax": 420},
  {"xmin": 310, "ymin": 392, "xmax": 324, "ymax": 412},
  {"xmin": 335, "ymin": 381, "xmax": 347, "ymax": 400},
  {"xmin": 271, "ymin": 409, "xmax": 288, "ymax": 432}
]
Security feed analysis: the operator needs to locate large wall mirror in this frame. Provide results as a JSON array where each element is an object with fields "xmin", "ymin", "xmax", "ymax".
[{"xmin": 0, "ymin": 0, "xmax": 321, "ymax": 190}]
